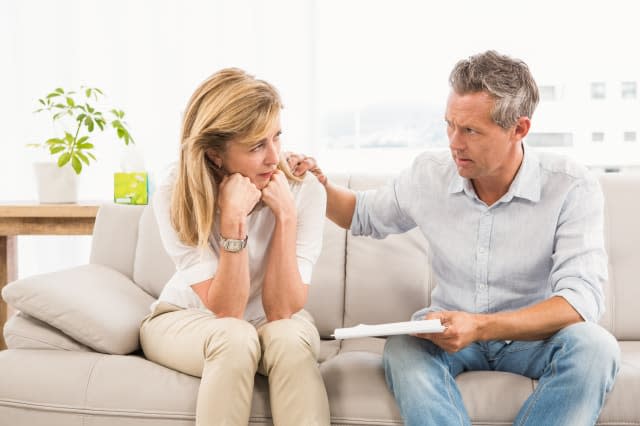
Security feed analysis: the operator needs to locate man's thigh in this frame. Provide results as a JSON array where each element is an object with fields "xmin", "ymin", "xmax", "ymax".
[{"xmin": 491, "ymin": 322, "xmax": 615, "ymax": 379}]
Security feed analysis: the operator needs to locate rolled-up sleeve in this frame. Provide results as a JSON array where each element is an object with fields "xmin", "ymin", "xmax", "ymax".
[
  {"xmin": 550, "ymin": 175, "xmax": 607, "ymax": 322},
  {"xmin": 152, "ymin": 174, "xmax": 218, "ymax": 289},
  {"xmin": 351, "ymin": 169, "xmax": 417, "ymax": 239}
]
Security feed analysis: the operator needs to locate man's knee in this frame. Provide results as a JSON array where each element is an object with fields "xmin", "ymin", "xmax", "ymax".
[
  {"xmin": 383, "ymin": 335, "xmax": 436, "ymax": 369},
  {"xmin": 557, "ymin": 322, "xmax": 620, "ymax": 370}
]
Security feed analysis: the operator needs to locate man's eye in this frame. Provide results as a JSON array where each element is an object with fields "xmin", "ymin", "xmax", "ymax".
[{"xmin": 465, "ymin": 128, "xmax": 476, "ymax": 134}]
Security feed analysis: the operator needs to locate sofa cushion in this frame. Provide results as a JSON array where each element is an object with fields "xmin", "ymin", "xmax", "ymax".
[
  {"xmin": 599, "ymin": 174, "xmax": 640, "ymax": 340},
  {"xmin": 3, "ymin": 311, "xmax": 90, "ymax": 352},
  {"xmin": 344, "ymin": 175, "xmax": 433, "ymax": 327},
  {"xmin": 90, "ymin": 203, "xmax": 145, "ymax": 280},
  {"xmin": 133, "ymin": 204, "xmax": 176, "ymax": 298},
  {"xmin": 1, "ymin": 264, "xmax": 155, "ymax": 354}
]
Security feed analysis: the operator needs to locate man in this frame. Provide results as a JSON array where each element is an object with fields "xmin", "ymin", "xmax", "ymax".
[{"xmin": 288, "ymin": 51, "xmax": 620, "ymax": 425}]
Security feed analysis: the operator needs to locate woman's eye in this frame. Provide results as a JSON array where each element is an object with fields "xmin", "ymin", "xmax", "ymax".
[{"xmin": 251, "ymin": 144, "xmax": 264, "ymax": 152}]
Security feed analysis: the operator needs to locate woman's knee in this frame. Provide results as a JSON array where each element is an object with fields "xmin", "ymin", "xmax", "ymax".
[
  {"xmin": 203, "ymin": 317, "xmax": 260, "ymax": 365},
  {"xmin": 260, "ymin": 319, "xmax": 318, "ymax": 362}
]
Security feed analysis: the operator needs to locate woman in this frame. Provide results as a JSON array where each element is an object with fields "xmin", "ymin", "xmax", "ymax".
[{"xmin": 140, "ymin": 68, "xmax": 330, "ymax": 426}]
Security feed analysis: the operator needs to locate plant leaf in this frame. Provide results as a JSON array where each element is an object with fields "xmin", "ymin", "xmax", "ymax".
[
  {"xmin": 55, "ymin": 88, "xmax": 64, "ymax": 94},
  {"xmin": 77, "ymin": 136, "xmax": 89, "ymax": 144},
  {"xmin": 46, "ymin": 138, "xmax": 63, "ymax": 145},
  {"xmin": 71, "ymin": 155, "xmax": 82, "ymax": 174},
  {"xmin": 66, "ymin": 97, "xmax": 75, "ymax": 107},
  {"xmin": 49, "ymin": 145, "xmax": 66, "ymax": 154},
  {"xmin": 87, "ymin": 152, "xmax": 97, "ymax": 161},
  {"xmin": 64, "ymin": 132, "xmax": 74, "ymax": 144},
  {"xmin": 58, "ymin": 152, "xmax": 71, "ymax": 167},
  {"xmin": 76, "ymin": 151, "xmax": 90, "ymax": 165},
  {"xmin": 77, "ymin": 142, "xmax": 94, "ymax": 149}
]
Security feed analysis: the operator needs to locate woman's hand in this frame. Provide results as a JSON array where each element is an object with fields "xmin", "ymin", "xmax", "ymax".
[
  {"xmin": 217, "ymin": 173, "xmax": 261, "ymax": 236},
  {"xmin": 261, "ymin": 170, "xmax": 296, "ymax": 220}
]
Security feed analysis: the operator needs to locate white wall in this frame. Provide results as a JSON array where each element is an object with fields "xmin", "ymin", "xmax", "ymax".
[{"xmin": 2, "ymin": 0, "xmax": 639, "ymax": 278}]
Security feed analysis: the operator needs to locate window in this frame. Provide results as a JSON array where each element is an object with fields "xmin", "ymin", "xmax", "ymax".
[
  {"xmin": 591, "ymin": 82, "xmax": 606, "ymax": 99},
  {"xmin": 592, "ymin": 132, "xmax": 605, "ymax": 143},
  {"xmin": 622, "ymin": 81, "xmax": 637, "ymax": 99},
  {"xmin": 539, "ymin": 85, "xmax": 557, "ymax": 101},
  {"xmin": 526, "ymin": 133, "xmax": 573, "ymax": 147},
  {"xmin": 624, "ymin": 131, "xmax": 637, "ymax": 142}
]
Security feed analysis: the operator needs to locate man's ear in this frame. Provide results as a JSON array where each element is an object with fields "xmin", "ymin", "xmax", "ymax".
[
  {"xmin": 512, "ymin": 116, "xmax": 531, "ymax": 142},
  {"xmin": 206, "ymin": 149, "xmax": 223, "ymax": 168}
]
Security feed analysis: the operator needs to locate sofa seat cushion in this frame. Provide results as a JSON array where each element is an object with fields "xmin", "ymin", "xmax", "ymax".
[
  {"xmin": 0, "ymin": 349, "xmax": 295, "ymax": 426},
  {"xmin": 598, "ymin": 341, "xmax": 640, "ymax": 424}
]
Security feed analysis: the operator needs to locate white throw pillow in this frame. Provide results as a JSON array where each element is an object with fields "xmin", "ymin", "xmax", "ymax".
[{"xmin": 2, "ymin": 263, "xmax": 155, "ymax": 354}]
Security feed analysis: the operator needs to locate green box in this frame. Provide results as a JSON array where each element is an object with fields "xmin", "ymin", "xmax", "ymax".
[{"xmin": 114, "ymin": 172, "xmax": 149, "ymax": 205}]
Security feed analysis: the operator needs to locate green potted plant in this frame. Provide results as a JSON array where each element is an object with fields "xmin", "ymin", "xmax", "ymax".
[{"xmin": 29, "ymin": 86, "xmax": 134, "ymax": 203}]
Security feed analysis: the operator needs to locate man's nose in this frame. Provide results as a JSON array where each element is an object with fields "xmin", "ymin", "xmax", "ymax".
[{"xmin": 449, "ymin": 129, "xmax": 464, "ymax": 150}]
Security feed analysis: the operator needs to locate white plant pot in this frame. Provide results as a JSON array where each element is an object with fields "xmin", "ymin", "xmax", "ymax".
[{"xmin": 33, "ymin": 162, "xmax": 79, "ymax": 203}]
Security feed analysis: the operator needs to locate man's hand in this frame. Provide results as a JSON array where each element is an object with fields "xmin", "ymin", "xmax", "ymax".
[
  {"xmin": 285, "ymin": 152, "xmax": 328, "ymax": 185},
  {"xmin": 414, "ymin": 311, "xmax": 481, "ymax": 353},
  {"xmin": 261, "ymin": 170, "xmax": 296, "ymax": 220}
]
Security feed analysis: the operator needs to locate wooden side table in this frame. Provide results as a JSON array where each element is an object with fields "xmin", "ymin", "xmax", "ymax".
[{"xmin": 0, "ymin": 203, "xmax": 100, "ymax": 350}]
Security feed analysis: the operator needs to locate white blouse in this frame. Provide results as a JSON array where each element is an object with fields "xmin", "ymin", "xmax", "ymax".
[{"xmin": 152, "ymin": 164, "xmax": 327, "ymax": 324}]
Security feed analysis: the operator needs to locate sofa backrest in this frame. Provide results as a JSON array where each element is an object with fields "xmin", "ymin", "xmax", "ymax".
[
  {"xmin": 598, "ymin": 174, "xmax": 640, "ymax": 340},
  {"xmin": 90, "ymin": 173, "xmax": 640, "ymax": 341}
]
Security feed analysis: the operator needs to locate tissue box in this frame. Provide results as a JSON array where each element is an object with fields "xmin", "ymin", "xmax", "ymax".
[{"xmin": 114, "ymin": 172, "xmax": 149, "ymax": 205}]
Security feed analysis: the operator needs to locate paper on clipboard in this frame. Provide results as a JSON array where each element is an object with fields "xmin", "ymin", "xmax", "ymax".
[{"xmin": 332, "ymin": 319, "xmax": 445, "ymax": 340}]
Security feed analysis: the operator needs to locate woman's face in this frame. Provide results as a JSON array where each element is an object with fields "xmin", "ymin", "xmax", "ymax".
[{"xmin": 210, "ymin": 118, "xmax": 282, "ymax": 190}]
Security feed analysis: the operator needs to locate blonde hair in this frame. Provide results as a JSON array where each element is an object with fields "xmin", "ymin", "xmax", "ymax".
[{"xmin": 171, "ymin": 68, "xmax": 298, "ymax": 249}]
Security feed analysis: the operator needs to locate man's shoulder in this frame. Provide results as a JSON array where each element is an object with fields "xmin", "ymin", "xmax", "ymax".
[
  {"xmin": 409, "ymin": 150, "xmax": 454, "ymax": 177},
  {"xmin": 535, "ymin": 150, "xmax": 593, "ymax": 182}
]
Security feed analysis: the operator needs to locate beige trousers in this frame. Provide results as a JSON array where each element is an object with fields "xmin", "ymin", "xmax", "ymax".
[{"xmin": 140, "ymin": 302, "xmax": 330, "ymax": 426}]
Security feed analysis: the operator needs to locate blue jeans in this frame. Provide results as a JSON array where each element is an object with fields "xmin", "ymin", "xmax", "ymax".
[{"xmin": 383, "ymin": 322, "xmax": 620, "ymax": 426}]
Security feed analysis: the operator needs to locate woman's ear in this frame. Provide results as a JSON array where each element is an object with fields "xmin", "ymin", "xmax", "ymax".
[{"xmin": 206, "ymin": 149, "xmax": 223, "ymax": 168}]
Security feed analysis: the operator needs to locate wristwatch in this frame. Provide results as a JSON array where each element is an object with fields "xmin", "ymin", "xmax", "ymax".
[{"xmin": 219, "ymin": 235, "xmax": 248, "ymax": 253}]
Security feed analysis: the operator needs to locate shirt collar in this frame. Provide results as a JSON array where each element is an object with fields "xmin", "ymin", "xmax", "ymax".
[{"xmin": 447, "ymin": 143, "xmax": 541, "ymax": 203}]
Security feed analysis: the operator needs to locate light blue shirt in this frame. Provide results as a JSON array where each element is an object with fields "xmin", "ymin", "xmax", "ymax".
[{"xmin": 352, "ymin": 146, "xmax": 607, "ymax": 323}]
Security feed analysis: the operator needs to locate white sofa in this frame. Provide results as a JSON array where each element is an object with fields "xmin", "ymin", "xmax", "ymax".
[{"xmin": 0, "ymin": 173, "xmax": 639, "ymax": 425}]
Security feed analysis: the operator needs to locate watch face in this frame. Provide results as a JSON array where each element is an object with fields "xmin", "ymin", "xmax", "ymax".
[
  {"xmin": 226, "ymin": 240, "xmax": 243, "ymax": 251},
  {"xmin": 221, "ymin": 237, "xmax": 247, "ymax": 252}
]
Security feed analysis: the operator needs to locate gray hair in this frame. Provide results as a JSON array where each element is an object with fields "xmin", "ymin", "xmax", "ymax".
[{"xmin": 449, "ymin": 50, "xmax": 539, "ymax": 129}]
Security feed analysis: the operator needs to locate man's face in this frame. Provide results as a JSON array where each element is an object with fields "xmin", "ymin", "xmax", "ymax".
[{"xmin": 445, "ymin": 91, "xmax": 522, "ymax": 181}]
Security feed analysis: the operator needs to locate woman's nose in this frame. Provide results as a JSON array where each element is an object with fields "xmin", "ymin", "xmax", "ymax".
[{"xmin": 265, "ymin": 141, "xmax": 279, "ymax": 164}]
